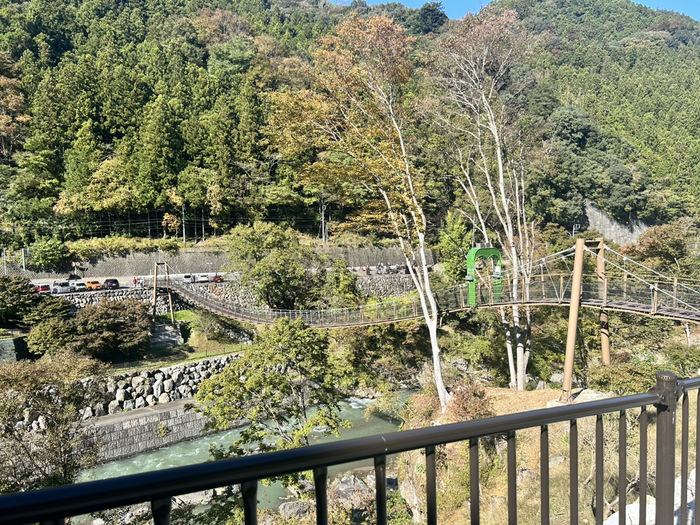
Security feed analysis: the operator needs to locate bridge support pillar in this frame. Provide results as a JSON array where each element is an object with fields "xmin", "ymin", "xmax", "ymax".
[
  {"xmin": 560, "ymin": 238, "xmax": 585, "ymax": 404},
  {"xmin": 152, "ymin": 262, "xmax": 175, "ymax": 324}
]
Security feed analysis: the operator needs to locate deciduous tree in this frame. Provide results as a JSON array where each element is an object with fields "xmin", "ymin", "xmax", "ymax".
[
  {"xmin": 271, "ymin": 15, "xmax": 451, "ymax": 410},
  {"xmin": 432, "ymin": 9, "xmax": 536, "ymax": 389},
  {"xmin": 0, "ymin": 351, "xmax": 105, "ymax": 493},
  {"xmin": 195, "ymin": 318, "xmax": 348, "ymax": 464},
  {"xmin": 70, "ymin": 299, "xmax": 150, "ymax": 361}
]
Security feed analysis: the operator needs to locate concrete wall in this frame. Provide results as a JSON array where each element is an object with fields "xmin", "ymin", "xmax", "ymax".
[
  {"xmin": 0, "ymin": 338, "xmax": 17, "ymax": 363},
  {"xmin": 12, "ymin": 249, "xmax": 231, "ymax": 280},
  {"xmin": 584, "ymin": 200, "xmax": 649, "ymax": 246},
  {"xmin": 88, "ymin": 399, "xmax": 212, "ymax": 462},
  {"xmin": 12, "ymin": 246, "xmax": 435, "ymax": 280}
]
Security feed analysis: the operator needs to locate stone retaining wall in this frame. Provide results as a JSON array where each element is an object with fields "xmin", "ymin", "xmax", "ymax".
[
  {"xmin": 59, "ymin": 273, "xmax": 417, "ymax": 314},
  {"xmin": 82, "ymin": 355, "xmax": 237, "ymax": 419},
  {"xmin": 87, "ymin": 399, "xmax": 212, "ymax": 462}
]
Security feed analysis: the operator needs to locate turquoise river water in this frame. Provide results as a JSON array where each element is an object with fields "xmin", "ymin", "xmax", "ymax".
[{"xmin": 78, "ymin": 398, "xmax": 402, "ymax": 509}]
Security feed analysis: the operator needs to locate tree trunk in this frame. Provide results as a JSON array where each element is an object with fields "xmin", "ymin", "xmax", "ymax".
[{"xmin": 501, "ymin": 306, "xmax": 517, "ymax": 389}]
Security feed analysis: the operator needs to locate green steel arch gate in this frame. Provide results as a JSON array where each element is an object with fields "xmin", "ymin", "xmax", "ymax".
[{"xmin": 466, "ymin": 246, "xmax": 503, "ymax": 307}]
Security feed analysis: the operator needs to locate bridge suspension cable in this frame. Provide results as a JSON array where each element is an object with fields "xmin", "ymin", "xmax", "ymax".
[
  {"xmin": 584, "ymin": 247, "xmax": 700, "ymax": 314},
  {"xmin": 602, "ymin": 245, "xmax": 700, "ymax": 295}
]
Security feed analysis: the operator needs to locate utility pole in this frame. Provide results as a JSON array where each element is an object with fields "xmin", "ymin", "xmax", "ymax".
[
  {"xmin": 319, "ymin": 197, "xmax": 328, "ymax": 247},
  {"xmin": 181, "ymin": 203, "xmax": 186, "ymax": 245},
  {"xmin": 597, "ymin": 239, "xmax": 610, "ymax": 365}
]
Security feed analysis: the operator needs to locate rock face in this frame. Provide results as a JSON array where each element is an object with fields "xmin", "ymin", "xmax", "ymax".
[
  {"xmin": 602, "ymin": 469, "xmax": 695, "ymax": 524},
  {"xmin": 84, "ymin": 354, "xmax": 237, "ymax": 418},
  {"xmin": 330, "ymin": 476, "xmax": 375, "ymax": 509}
]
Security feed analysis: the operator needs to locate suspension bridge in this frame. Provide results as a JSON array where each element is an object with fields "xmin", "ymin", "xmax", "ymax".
[{"xmin": 150, "ymin": 240, "xmax": 700, "ymax": 328}]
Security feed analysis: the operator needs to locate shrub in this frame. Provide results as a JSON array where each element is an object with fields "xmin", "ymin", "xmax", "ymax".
[
  {"xmin": 662, "ymin": 342, "xmax": 700, "ymax": 378},
  {"xmin": 447, "ymin": 377, "xmax": 494, "ymax": 423},
  {"xmin": 67, "ymin": 236, "xmax": 182, "ymax": 260},
  {"xmin": 588, "ymin": 360, "xmax": 658, "ymax": 395}
]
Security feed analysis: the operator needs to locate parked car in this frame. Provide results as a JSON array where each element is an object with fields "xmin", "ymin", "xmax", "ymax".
[
  {"xmin": 72, "ymin": 281, "xmax": 88, "ymax": 292},
  {"xmin": 212, "ymin": 274, "xmax": 224, "ymax": 283},
  {"xmin": 196, "ymin": 274, "xmax": 210, "ymax": 283},
  {"xmin": 86, "ymin": 280, "xmax": 103, "ymax": 290},
  {"xmin": 51, "ymin": 281, "xmax": 72, "ymax": 294},
  {"xmin": 36, "ymin": 283, "xmax": 51, "ymax": 294},
  {"xmin": 103, "ymin": 278, "xmax": 120, "ymax": 290}
]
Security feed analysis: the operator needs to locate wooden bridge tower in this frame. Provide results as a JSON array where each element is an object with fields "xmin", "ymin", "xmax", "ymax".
[
  {"xmin": 560, "ymin": 238, "xmax": 609, "ymax": 403},
  {"xmin": 152, "ymin": 262, "xmax": 175, "ymax": 324}
]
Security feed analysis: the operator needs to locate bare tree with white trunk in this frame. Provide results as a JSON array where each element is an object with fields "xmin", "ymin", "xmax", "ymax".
[{"xmin": 433, "ymin": 9, "xmax": 537, "ymax": 389}]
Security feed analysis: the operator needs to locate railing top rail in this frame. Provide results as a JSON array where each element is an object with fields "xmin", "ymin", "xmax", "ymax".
[
  {"xmin": 678, "ymin": 376, "xmax": 700, "ymax": 392},
  {"xmin": 0, "ymin": 390, "xmax": 659, "ymax": 525}
]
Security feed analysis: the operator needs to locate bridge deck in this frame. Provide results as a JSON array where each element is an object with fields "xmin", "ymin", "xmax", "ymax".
[{"xmin": 161, "ymin": 280, "xmax": 700, "ymax": 328}]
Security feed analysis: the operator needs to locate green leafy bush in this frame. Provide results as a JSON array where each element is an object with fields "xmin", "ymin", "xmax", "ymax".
[
  {"xmin": 67, "ymin": 236, "xmax": 181, "ymax": 260},
  {"xmin": 29, "ymin": 237, "xmax": 70, "ymax": 271},
  {"xmin": 588, "ymin": 360, "xmax": 658, "ymax": 395},
  {"xmin": 662, "ymin": 343, "xmax": 700, "ymax": 378}
]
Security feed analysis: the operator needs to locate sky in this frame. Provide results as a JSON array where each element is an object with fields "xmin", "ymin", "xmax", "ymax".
[{"xmin": 337, "ymin": 0, "xmax": 700, "ymax": 22}]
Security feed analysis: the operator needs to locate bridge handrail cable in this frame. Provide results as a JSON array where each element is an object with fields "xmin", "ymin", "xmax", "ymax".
[{"xmin": 585, "ymin": 248, "xmax": 700, "ymax": 313}]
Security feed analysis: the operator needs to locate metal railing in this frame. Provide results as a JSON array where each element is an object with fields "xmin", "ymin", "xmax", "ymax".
[
  {"xmin": 2, "ymin": 371, "xmax": 699, "ymax": 524},
  {"xmin": 161, "ymin": 272, "xmax": 700, "ymax": 328}
]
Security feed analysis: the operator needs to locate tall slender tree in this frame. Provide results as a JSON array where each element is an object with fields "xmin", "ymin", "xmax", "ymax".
[
  {"xmin": 272, "ymin": 15, "xmax": 450, "ymax": 410},
  {"xmin": 433, "ymin": 9, "xmax": 537, "ymax": 389}
]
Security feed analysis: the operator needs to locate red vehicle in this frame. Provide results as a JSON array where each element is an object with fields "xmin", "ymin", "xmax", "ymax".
[{"xmin": 213, "ymin": 274, "xmax": 224, "ymax": 283}]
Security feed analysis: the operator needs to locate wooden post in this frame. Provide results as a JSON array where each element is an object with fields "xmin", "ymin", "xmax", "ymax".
[
  {"xmin": 560, "ymin": 238, "xmax": 586, "ymax": 404},
  {"xmin": 152, "ymin": 262, "xmax": 159, "ymax": 321},
  {"xmin": 597, "ymin": 240, "xmax": 610, "ymax": 366},
  {"xmin": 652, "ymin": 283, "xmax": 659, "ymax": 314},
  {"xmin": 540, "ymin": 266, "xmax": 545, "ymax": 298},
  {"xmin": 165, "ymin": 263, "xmax": 175, "ymax": 324}
]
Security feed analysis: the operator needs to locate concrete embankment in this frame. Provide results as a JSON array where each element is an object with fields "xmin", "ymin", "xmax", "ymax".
[{"xmin": 86, "ymin": 399, "xmax": 212, "ymax": 462}]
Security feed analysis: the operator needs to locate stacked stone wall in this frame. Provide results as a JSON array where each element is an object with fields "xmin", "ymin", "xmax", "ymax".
[{"xmin": 82, "ymin": 355, "xmax": 237, "ymax": 419}]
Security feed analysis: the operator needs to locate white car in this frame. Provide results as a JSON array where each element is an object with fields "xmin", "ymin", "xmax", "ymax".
[
  {"xmin": 51, "ymin": 281, "xmax": 73, "ymax": 294},
  {"xmin": 72, "ymin": 281, "xmax": 87, "ymax": 292}
]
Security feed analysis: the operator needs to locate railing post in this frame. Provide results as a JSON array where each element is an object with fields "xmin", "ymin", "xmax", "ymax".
[
  {"xmin": 151, "ymin": 497, "xmax": 172, "ymax": 525},
  {"xmin": 426, "ymin": 446, "xmax": 437, "ymax": 525},
  {"xmin": 374, "ymin": 455, "xmax": 387, "ymax": 525},
  {"xmin": 242, "ymin": 480, "xmax": 258, "ymax": 525},
  {"xmin": 314, "ymin": 467, "xmax": 328, "ymax": 525},
  {"xmin": 655, "ymin": 371, "xmax": 678, "ymax": 525},
  {"xmin": 652, "ymin": 283, "xmax": 659, "ymax": 314}
]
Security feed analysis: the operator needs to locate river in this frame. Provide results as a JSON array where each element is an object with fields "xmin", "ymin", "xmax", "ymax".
[{"xmin": 79, "ymin": 397, "xmax": 403, "ymax": 509}]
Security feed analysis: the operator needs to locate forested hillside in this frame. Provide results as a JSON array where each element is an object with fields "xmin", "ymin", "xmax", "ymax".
[{"xmin": 0, "ymin": 0, "xmax": 698, "ymax": 252}]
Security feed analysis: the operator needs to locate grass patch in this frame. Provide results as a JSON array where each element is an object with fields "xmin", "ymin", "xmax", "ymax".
[{"xmin": 111, "ymin": 310, "xmax": 250, "ymax": 373}]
